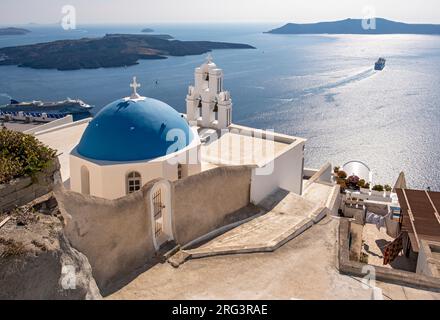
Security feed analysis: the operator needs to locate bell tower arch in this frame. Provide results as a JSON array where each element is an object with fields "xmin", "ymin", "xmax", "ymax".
[{"xmin": 186, "ymin": 54, "xmax": 233, "ymax": 129}]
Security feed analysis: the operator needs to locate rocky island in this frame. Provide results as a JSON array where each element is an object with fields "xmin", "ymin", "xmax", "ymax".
[
  {"xmin": 0, "ymin": 27, "xmax": 31, "ymax": 36},
  {"xmin": 266, "ymin": 18, "xmax": 440, "ymax": 35},
  {"xmin": 0, "ymin": 34, "xmax": 255, "ymax": 70},
  {"xmin": 141, "ymin": 28, "xmax": 154, "ymax": 33}
]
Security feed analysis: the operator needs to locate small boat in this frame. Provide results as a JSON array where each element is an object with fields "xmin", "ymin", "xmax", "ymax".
[{"xmin": 374, "ymin": 57, "xmax": 386, "ymax": 71}]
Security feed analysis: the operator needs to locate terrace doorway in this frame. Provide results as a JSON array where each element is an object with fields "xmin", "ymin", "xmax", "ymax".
[{"xmin": 149, "ymin": 180, "xmax": 173, "ymax": 250}]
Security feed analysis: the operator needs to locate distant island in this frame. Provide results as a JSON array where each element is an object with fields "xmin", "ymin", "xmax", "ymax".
[
  {"xmin": 141, "ymin": 28, "xmax": 154, "ymax": 33},
  {"xmin": 0, "ymin": 27, "xmax": 31, "ymax": 36},
  {"xmin": 266, "ymin": 18, "xmax": 440, "ymax": 35},
  {"xmin": 0, "ymin": 34, "xmax": 255, "ymax": 71}
]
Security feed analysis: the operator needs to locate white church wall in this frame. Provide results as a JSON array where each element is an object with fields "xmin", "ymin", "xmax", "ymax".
[
  {"xmin": 278, "ymin": 141, "xmax": 305, "ymax": 195},
  {"xmin": 70, "ymin": 152, "xmax": 166, "ymax": 200},
  {"xmin": 250, "ymin": 164, "xmax": 279, "ymax": 205},
  {"xmin": 69, "ymin": 155, "xmax": 82, "ymax": 193},
  {"xmin": 162, "ymin": 160, "xmax": 178, "ymax": 181},
  {"xmin": 100, "ymin": 161, "xmax": 164, "ymax": 200},
  {"xmin": 69, "ymin": 153, "xmax": 103, "ymax": 197},
  {"xmin": 186, "ymin": 162, "xmax": 202, "ymax": 177},
  {"xmin": 250, "ymin": 141, "xmax": 305, "ymax": 204}
]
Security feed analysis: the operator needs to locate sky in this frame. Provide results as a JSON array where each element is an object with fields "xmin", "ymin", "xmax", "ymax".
[{"xmin": 1, "ymin": 0, "xmax": 440, "ymax": 25}]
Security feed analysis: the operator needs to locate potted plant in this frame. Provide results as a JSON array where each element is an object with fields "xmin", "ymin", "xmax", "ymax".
[
  {"xmin": 347, "ymin": 175, "xmax": 360, "ymax": 190},
  {"xmin": 337, "ymin": 178, "xmax": 347, "ymax": 192},
  {"xmin": 364, "ymin": 182, "xmax": 370, "ymax": 190},
  {"xmin": 337, "ymin": 170, "xmax": 347, "ymax": 179},
  {"xmin": 333, "ymin": 166, "xmax": 340, "ymax": 174},
  {"xmin": 358, "ymin": 179, "xmax": 370, "ymax": 194},
  {"xmin": 372, "ymin": 184, "xmax": 384, "ymax": 197},
  {"xmin": 384, "ymin": 184, "xmax": 392, "ymax": 197}
]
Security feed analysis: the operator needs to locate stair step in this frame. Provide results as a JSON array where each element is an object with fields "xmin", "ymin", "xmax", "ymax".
[
  {"xmin": 155, "ymin": 240, "xmax": 180, "ymax": 262},
  {"xmin": 168, "ymin": 250, "xmax": 191, "ymax": 268}
]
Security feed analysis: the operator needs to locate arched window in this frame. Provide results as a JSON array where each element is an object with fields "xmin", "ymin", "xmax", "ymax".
[
  {"xmin": 80, "ymin": 166, "xmax": 90, "ymax": 195},
  {"xmin": 127, "ymin": 171, "xmax": 142, "ymax": 194}
]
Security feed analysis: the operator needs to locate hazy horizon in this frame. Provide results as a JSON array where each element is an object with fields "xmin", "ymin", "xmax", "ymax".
[{"xmin": 1, "ymin": 0, "xmax": 440, "ymax": 26}]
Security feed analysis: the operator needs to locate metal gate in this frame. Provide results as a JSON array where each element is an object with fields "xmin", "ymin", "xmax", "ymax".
[{"xmin": 153, "ymin": 189, "xmax": 163, "ymax": 237}]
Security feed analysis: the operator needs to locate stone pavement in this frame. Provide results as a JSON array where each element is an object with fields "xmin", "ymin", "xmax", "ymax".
[
  {"xmin": 109, "ymin": 216, "xmax": 440, "ymax": 300},
  {"xmin": 302, "ymin": 181, "xmax": 339, "ymax": 210}
]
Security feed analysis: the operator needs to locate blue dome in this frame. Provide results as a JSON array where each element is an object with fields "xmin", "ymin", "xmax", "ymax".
[{"xmin": 77, "ymin": 98, "xmax": 194, "ymax": 161}]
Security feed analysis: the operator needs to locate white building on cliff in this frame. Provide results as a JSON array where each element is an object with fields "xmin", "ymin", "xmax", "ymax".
[{"xmin": 38, "ymin": 56, "xmax": 306, "ymax": 203}]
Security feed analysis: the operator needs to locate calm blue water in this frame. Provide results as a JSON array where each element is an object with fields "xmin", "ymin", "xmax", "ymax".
[{"xmin": 1, "ymin": 24, "xmax": 440, "ymax": 190}]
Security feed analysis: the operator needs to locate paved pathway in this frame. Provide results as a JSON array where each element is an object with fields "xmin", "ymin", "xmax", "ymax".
[
  {"xmin": 303, "ymin": 181, "xmax": 338, "ymax": 209},
  {"xmin": 108, "ymin": 216, "xmax": 440, "ymax": 299}
]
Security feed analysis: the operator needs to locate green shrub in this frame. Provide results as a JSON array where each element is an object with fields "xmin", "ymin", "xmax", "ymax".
[
  {"xmin": 372, "ymin": 184, "xmax": 384, "ymax": 192},
  {"xmin": 357, "ymin": 179, "xmax": 366, "ymax": 188},
  {"xmin": 384, "ymin": 184, "xmax": 392, "ymax": 192},
  {"xmin": 0, "ymin": 128, "xmax": 56, "ymax": 184}
]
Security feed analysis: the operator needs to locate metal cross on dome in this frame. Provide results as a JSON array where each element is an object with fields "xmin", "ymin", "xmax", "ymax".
[{"xmin": 130, "ymin": 76, "xmax": 141, "ymax": 99}]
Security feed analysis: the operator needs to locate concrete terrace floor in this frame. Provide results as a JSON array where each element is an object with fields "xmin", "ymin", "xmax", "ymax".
[
  {"xmin": 201, "ymin": 131, "xmax": 289, "ymax": 166},
  {"xmin": 2, "ymin": 121, "xmax": 42, "ymax": 132},
  {"xmin": 108, "ymin": 217, "xmax": 440, "ymax": 300},
  {"xmin": 362, "ymin": 224, "xmax": 417, "ymax": 272},
  {"xmin": 303, "ymin": 181, "xmax": 335, "ymax": 208}
]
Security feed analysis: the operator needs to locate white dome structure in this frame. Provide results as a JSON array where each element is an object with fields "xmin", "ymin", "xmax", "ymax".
[{"xmin": 342, "ymin": 160, "xmax": 372, "ymax": 182}]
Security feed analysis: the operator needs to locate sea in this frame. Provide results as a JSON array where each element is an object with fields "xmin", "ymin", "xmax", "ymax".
[{"xmin": 0, "ymin": 23, "xmax": 439, "ymax": 190}]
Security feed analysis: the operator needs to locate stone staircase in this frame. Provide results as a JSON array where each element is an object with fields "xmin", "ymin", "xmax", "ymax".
[{"xmin": 167, "ymin": 186, "xmax": 339, "ymax": 267}]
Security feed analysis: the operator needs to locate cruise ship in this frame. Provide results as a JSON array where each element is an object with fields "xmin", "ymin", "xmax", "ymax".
[{"xmin": 0, "ymin": 98, "xmax": 93, "ymax": 120}]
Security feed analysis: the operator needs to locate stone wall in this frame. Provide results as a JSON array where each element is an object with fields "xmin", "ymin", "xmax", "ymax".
[
  {"xmin": 416, "ymin": 240, "xmax": 440, "ymax": 278},
  {"xmin": 304, "ymin": 162, "xmax": 333, "ymax": 189},
  {"xmin": 338, "ymin": 218, "xmax": 440, "ymax": 291},
  {"xmin": 173, "ymin": 166, "xmax": 252, "ymax": 245},
  {"xmin": 0, "ymin": 159, "xmax": 60, "ymax": 213},
  {"xmin": 56, "ymin": 166, "xmax": 254, "ymax": 293},
  {"xmin": 55, "ymin": 181, "xmax": 157, "ymax": 293}
]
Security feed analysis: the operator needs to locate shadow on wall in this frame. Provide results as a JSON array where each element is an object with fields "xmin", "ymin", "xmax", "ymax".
[{"xmin": 55, "ymin": 165, "xmax": 254, "ymax": 296}]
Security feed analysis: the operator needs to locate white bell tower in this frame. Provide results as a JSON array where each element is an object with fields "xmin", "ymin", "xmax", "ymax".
[{"xmin": 186, "ymin": 54, "xmax": 232, "ymax": 129}]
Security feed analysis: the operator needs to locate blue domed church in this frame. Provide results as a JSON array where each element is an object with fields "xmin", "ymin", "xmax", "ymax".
[
  {"xmin": 70, "ymin": 77, "xmax": 202, "ymax": 199},
  {"xmin": 69, "ymin": 57, "xmax": 305, "ymax": 204}
]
